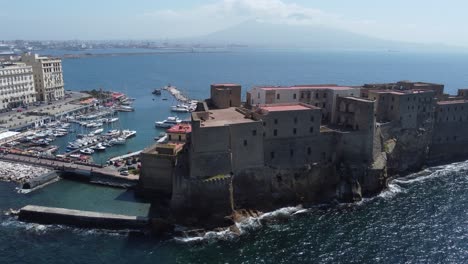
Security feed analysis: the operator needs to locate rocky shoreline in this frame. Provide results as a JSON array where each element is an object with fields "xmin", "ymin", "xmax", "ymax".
[{"xmin": 0, "ymin": 160, "xmax": 51, "ymax": 183}]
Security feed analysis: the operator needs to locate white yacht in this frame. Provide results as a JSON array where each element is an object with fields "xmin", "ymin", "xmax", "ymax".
[
  {"xmin": 155, "ymin": 116, "xmax": 182, "ymax": 128},
  {"xmin": 121, "ymin": 129, "xmax": 137, "ymax": 139},
  {"xmin": 80, "ymin": 148, "xmax": 95, "ymax": 155},
  {"xmin": 170, "ymin": 105, "xmax": 191, "ymax": 113}
]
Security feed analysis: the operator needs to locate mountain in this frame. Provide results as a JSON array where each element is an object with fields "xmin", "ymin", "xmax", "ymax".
[{"xmin": 187, "ymin": 20, "xmax": 461, "ymax": 52}]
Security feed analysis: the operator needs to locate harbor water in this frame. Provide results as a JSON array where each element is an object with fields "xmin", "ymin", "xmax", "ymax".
[{"xmin": 0, "ymin": 50, "xmax": 467, "ymax": 263}]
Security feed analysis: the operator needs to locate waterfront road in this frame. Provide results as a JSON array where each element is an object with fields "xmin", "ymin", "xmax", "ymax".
[{"xmin": 0, "ymin": 153, "xmax": 138, "ymax": 181}]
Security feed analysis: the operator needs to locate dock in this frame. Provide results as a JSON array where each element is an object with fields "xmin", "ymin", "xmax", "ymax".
[{"xmin": 18, "ymin": 205, "xmax": 148, "ymax": 229}]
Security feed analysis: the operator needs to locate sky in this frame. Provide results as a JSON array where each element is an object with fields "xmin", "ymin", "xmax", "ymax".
[{"xmin": 1, "ymin": 0, "xmax": 467, "ymax": 46}]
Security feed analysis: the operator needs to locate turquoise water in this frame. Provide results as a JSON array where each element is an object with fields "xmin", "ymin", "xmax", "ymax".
[{"xmin": 0, "ymin": 50, "xmax": 467, "ymax": 263}]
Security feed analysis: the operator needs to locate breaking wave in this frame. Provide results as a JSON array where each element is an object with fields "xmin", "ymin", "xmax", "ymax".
[{"xmin": 174, "ymin": 206, "xmax": 306, "ymax": 244}]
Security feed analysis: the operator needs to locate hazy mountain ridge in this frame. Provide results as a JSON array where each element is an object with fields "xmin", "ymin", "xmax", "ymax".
[{"xmin": 187, "ymin": 20, "xmax": 463, "ymax": 52}]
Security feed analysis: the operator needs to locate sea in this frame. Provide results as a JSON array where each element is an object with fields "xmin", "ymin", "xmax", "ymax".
[{"xmin": 0, "ymin": 49, "xmax": 467, "ymax": 263}]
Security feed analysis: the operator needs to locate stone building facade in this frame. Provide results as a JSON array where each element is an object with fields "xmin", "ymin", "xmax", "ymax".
[
  {"xmin": 0, "ymin": 62, "xmax": 36, "ymax": 110},
  {"xmin": 139, "ymin": 81, "xmax": 468, "ymax": 226},
  {"xmin": 21, "ymin": 53, "xmax": 64, "ymax": 102},
  {"xmin": 246, "ymin": 85, "xmax": 360, "ymax": 123},
  {"xmin": 210, "ymin": 84, "xmax": 241, "ymax": 109}
]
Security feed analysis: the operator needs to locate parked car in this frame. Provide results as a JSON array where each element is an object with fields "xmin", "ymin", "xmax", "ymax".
[{"xmin": 120, "ymin": 171, "xmax": 129, "ymax": 176}]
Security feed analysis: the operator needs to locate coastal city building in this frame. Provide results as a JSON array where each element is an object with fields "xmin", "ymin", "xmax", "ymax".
[
  {"xmin": 0, "ymin": 62, "xmax": 36, "ymax": 110},
  {"xmin": 246, "ymin": 85, "xmax": 360, "ymax": 123},
  {"xmin": 21, "ymin": 53, "xmax": 65, "ymax": 102}
]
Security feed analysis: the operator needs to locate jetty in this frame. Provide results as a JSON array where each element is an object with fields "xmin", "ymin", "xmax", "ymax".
[
  {"xmin": 163, "ymin": 85, "xmax": 190, "ymax": 103},
  {"xmin": 18, "ymin": 205, "xmax": 148, "ymax": 229}
]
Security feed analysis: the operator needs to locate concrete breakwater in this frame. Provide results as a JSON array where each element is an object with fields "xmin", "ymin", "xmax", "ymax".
[
  {"xmin": 18, "ymin": 205, "xmax": 149, "ymax": 229},
  {"xmin": 0, "ymin": 160, "xmax": 51, "ymax": 183},
  {"xmin": 163, "ymin": 85, "xmax": 190, "ymax": 103}
]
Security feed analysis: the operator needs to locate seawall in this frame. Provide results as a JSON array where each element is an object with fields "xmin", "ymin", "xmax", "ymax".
[{"xmin": 18, "ymin": 205, "xmax": 148, "ymax": 229}]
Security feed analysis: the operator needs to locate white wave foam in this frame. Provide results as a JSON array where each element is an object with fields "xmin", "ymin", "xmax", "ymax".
[
  {"xmin": 395, "ymin": 160, "xmax": 468, "ymax": 185},
  {"xmin": 378, "ymin": 182, "xmax": 405, "ymax": 199},
  {"xmin": 174, "ymin": 206, "xmax": 304, "ymax": 244}
]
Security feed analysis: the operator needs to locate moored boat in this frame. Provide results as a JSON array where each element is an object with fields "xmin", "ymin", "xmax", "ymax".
[{"xmin": 155, "ymin": 116, "xmax": 182, "ymax": 128}]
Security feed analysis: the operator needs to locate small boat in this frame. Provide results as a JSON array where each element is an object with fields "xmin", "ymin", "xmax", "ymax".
[
  {"xmin": 115, "ymin": 106, "xmax": 134, "ymax": 112},
  {"xmin": 105, "ymin": 129, "xmax": 121, "ymax": 137},
  {"xmin": 105, "ymin": 117, "xmax": 119, "ymax": 123},
  {"xmin": 91, "ymin": 128, "xmax": 104, "ymax": 135},
  {"xmin": 80, "ymin": 148, "xmax": 95, "ymax": 155},
  {"xmin": 162, "ymin": 98, "xmax": 168, "ymax": 101},
  {"xmin": 91, "ymin": 143, "xmax": 106, "ymax": 151},
  {"xmin": 152, "ymin": 89, "xmax": 162, "ymax": 95},
  {"xmin": 121, "ymin": 129, "xmax": 137, "ymax": 139},
  {"xmin": 171, "ymin": 105, "xmax": 191, "ymax": 113},
  {"xmin": 109, "ymin": 137, "xmax": 126, "ymax": 145},
  {"xmin": 67, "ymin": 143, "xmax": 80, "ymax": 150},
  {"xmin": 155, "ymin": 116, "xmax": 182, "ymax": 128},
  {"xmin": 102, "ymin": 141, "xmax": 112, "ymax": 147}
]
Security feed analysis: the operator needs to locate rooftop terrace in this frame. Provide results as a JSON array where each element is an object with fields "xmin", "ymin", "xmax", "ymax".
[{"xmin": 196, "ymin": 107, "xmax": 256, "ymax": 127}]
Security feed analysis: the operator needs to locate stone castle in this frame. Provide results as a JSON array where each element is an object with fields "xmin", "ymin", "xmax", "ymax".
[{"xmin": 138, "ymin": 81, "xmax": 468, "ymax": 227}]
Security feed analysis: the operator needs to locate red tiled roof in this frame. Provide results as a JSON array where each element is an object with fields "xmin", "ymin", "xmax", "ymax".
[{"xmin": 167, "ymin": 124, "xmax": 192, "ymax": 134}]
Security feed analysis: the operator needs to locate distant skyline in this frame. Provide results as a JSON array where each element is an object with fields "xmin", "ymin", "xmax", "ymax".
[{"xmin": 2, "ymin": 0, "xmax": 467, "ymax": 46}]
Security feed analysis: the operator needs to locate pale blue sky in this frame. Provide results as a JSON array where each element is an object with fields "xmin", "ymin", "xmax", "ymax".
[{"xmin": 1, "ymin": 0, "xmax": 466, "ymax": 45}]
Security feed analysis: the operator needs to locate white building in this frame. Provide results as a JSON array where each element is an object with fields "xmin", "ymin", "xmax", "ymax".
[
  {"xmin": 247, "ymin": 85, "xmax": 360, "ymax": 123},
  {"xmin": 21, "ymin": 53, "xmax": 64, "ymax": 102},
  {"xmin": 0, "ymin": 62, "xmax": 37, "ymax": 110}
]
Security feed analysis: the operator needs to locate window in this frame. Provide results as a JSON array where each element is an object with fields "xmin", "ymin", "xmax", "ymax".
[
  {"xmin": 310, "ymin": 116, "xmax": 314, "ymax": 122},
  {"xmin": 301, "ymin": 93, "xmax": 304, "ymax": 99},
  {"xmin": 274, "ymin": 118, "xmax": 278, "ymax": 124},
  {"xmin": 290, "ymin": 149, "xmax": 294, "ymax": 157},
  {"xmin": 243, "ymin": 140, "xmax": 248, "ymax": 146},
  {"xmin": 293, "ymin": 94, "xmax": 297, "ymax": 99},
  {"xmin": 307, "ymin": 147, "xmax": 311, "ymax": 155},
  {"xmin": 168, "ymin": 135, "xmax": 172, "ymax": 140},
  {"xmin": 315, "ymin": 93, "xmax": 318, "ymax": 99},
  {"xmin": 323, "ymin": 93, "xmax": 327, "ymax": 98},
  {"xmin": 276, "ymin": 93, "xmax": 280, "ymax": 100},
  {"xmin": 274, "ymin": 129, "xmax": 278, "ymax": 136},
  {"xmin": 270, "ymin": 151, "xmax": 275, "ymax": 159},
  {"xmin": 322, "ymin": 103, "xmax": 326, "ymax": 108},
  {"xmin": 391, "ymin": 105, "xmax": 394, "ymax": 110},
  {"xmin": 293, "ymin": 128, "xmax": 297, "ymax": 135},
  {"xmin": 263, "ymin": 122, "xmax": 266, "ymax": 126},
  {"xmin": 178, "ymin": 135, "xmax": 182, "ymax": 141},
  {"xmin": 252, "ymin": 130, "xmax": 257, "ymax": 136},
  {"xmin": 310, "ymin": 127, "xmax": 314, "ymax": 133},
  {"xmin": 294, "ymin": 117, "xmax": 298, "ymax": 124}
]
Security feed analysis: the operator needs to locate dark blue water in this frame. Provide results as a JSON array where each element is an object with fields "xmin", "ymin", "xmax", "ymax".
[{"xmin": 0, "ymin": 50, "xmax": 467, "ymax": 263}]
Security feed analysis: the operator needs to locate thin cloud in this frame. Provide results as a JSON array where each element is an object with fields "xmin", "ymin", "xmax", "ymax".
[{"xmin": 140, "ymin": 0, "xmax": 374, "ymax": 36}]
